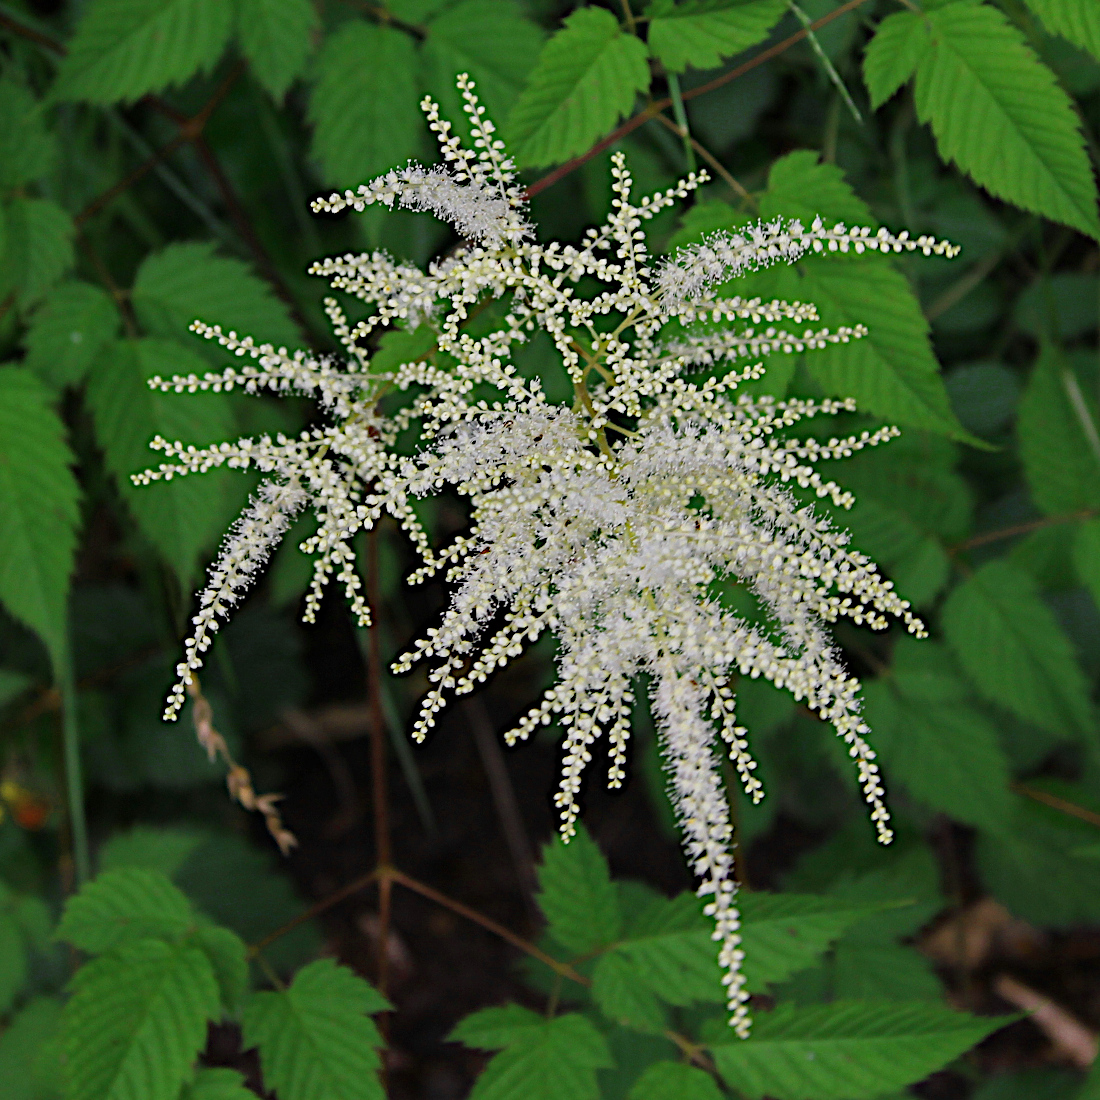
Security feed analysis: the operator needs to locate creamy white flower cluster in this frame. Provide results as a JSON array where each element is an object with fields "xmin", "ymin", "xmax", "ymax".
[{"xmin": 136, "ymin": 76, "xmax": 951, "ymax": 1036}]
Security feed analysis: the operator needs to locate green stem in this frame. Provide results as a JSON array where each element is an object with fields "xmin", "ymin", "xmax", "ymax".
[
  {"xmin": 59, "ymin": 652, "xmax": 90, "ymax": 886},
  {"xmin": 788, "ymin": 0, "xmax": 863, "ymax": 126},
  {"xmin": 666, "ymin": 72, "xmax": 696, "ymax": 172}
]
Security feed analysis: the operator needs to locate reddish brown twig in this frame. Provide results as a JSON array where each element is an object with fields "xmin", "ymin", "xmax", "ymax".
[
  {"xmin": 1015, "ymin": 783, "xmax": 1100, "ymax": 830},
  {"xmin": 950, "ymin": 510, "xmax": 1096, "ymax": 554}
]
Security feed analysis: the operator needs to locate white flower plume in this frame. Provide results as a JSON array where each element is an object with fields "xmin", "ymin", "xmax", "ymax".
[{"xmin": 135, "ymin": 76, "xmax": 955, "ymax": 1037}]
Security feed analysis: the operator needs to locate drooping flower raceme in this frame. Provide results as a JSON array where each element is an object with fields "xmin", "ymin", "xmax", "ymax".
[{"xmin": 135, "ymin": 76, "xmax": 958, "ymax": 1036}]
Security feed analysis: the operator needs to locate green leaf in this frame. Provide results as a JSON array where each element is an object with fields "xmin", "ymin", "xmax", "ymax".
[
  {"xmin": 755, "ymin": 153, "xmax": 969, "ymax": 440},
  {"xmin": 0, "ymin": 996, "xmax": 63, "ymax": 1100},
  {"xmin": 506, "ymin": 7, "xmax": 649, "ymax": 168},
  {"xmin": 420, "ymin": 0, "xmax": 545, "ymax": 133},
  {"xmin": 132, "ymin": 241, "xmax": 300, "ymax": 359},
  {"xmin": 536, "ymin": 823, "xmax": 622, "ymax": 955},
  {"xmin": 86, "ymin": 338, "xmax": 237, "ymax": 584},
  {"xmin": 235, "ymin": 0, "xmax": 318, "ymax": 100},
  {"xmin": 53, "ymin": 0, "xmax": 234, "ymax": 105},
  {"xmin": 241, "ymin": 958, "xmax": 390, "ymax": 1100},
  {"xmin": 0, "ymin": 368, "xmax": 80, "ymax": 671},
  {"xmin": 710, "ymin": 1001, "xmax": 1003, "ymax": 1100},
  {"xmin": 942, "ymin": 559, "xmax": 1093, "ymax": 737},
  {"xmin": 308, "ymin": 21, "xmax": 421, "ymax": 188},
  {"xmin": 0, "ymin": 198, "xmax": 75, "ymax": 308},
  {"xmin": 98, "ymin": 826, "xmax": 206, "ymax": 877},
  {"xmin": 56, "ymin": 868, "xmax": 196, "ymax": 955},
  {"xmin": 628, "ymin": 1061, "xmax": 723, "ymax": 1100},
  {"xmin": 191, "ymin": 925, "xmax": 248, "ymax": 1015},
  {"xmin": 647, "ymin": 0, "xmax": 786, "ymax": 74},
  {"xmin": 592, "ymin": 950, "xmax": 667, "ymax": 1032},
  {"xmin": 23, "ymin": 282, "xmax": 120, "ymax": 391},
  {"xmin": 911, "ymin": 2, "xmax": 1100, "ymax": 238},
  {"xmin": 863, "ymin": 679, "xmax": 1012, "ymax": 829},
  {"xmin": 62, "ymin": 939, "xmax": 220, "ymax": 1100},
  {"xmin": 1023, "ymin": 0, "xmax": 1100, "ymax": 63},
  {"xmin": 455, "ymin": 1012, "xmax": 613, "ymax": 1100},
  {"xmin": 449, "ymin": 1004, "xmax": 546, "ymax": 1049},
  {"xmin": 862, "ymin": 10, "xmax": 930, "ymax": 109},
  {"xmin": 0, "ymin": 79, "xmax": 57, "ymax": 188},
  {"xmin": 0, "ymin": 903, "xmax": 25, "ymax": 1014},
  {"xmin": 180, "ymin": 1068, "xmax": 256, "ymax": 1100},
  {"xmin": 1017, "ymin": 345, "xmax": 1100, "ymax": 515}
]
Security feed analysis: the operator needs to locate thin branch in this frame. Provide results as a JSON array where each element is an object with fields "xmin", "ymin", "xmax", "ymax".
[
  {"xmin": 1015, "ymin": 783, "xmax": 1100, "ymax": 831},
  {"xmin": 949, "ymin": 509, "xmax": 1095, "ymax": 554},
  {"xmin": 75, "ymin": 133, "xmax": 191, "ymax": 226},
  {"xmin": 388, "ymin": 868, "xmax": 590, "ymax": 986},
  {"xmin": 0, "ymin": 10, "xmax": 65, "ymax": 54},
  {"xmin": 525, "ymin": 0, "xmax": 872, "ymax": 199},
  {"xmin": 653, "ymin": 113, "xmax": 756, "ymax": 209}
]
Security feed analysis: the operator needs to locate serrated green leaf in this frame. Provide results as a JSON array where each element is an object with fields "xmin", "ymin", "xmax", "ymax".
[
  {"xmin": 1074, "ymin": 518, "xmax": 1100, "ymax": 609},
  {"xmin": 235, "ymin": 0, "xmax": 318, "ymax": 100},
  {"xmin": 180, "ymin": 1068, "xmax": 256, "ymax": 1100},
  {"xmin": 242, "ymin": 958, "xmax": 390, "ymax": 1100},
  {"xmin": 506, "ymin": 7, "xmax": 649, "ymax": 168},
  {"xmin": 62, "ymin": 939, "xmax": 220, "ymax": 1100},
  {"xmin": 1024, "ymin": 0, "xmax": 1100, "ymax": 63},
  {"xmin": 1018, "ymin": 345, "xmax": 1100, "ymax": 515},
  {"xmin": 648, "ymin": 0, "xmax": 786, "ymax": 74},
  {"xmin": 0, "ymin": 368, "xmax": 80, "ymax": 671},
  {"xmin": 759, "ymin": 150, "xmax": 874, "ymax": 227},
  {"xmin": 863, "ymin": 679, "xmax": 1012, "ymax": 829},
  {"xmin": 56, "ymin": 868, "xmax": 196, "ymax": 954},
  {"xmin": 942, "ymin": 559, "xmax": 1093, "ymax": 737},
  {"xmin": 98, "ymin": 826, "xmax": 206, "ymax": 877},
  {"xmin": 592, "ymin": 951, "xmax": 667, "ymax": 1032},
  {"xmin": 460, "ymin": 1012, "xmax": 613, "ymax": 1100},
  {"xmin": 862, "ymin": 10, "xmax": 930, "ymax": 109},
  {"xmin": 132, "ymin": 241, "xmax": 300, "ymax": 360},
  {"xmin": 0, "ymin": 198, "xmax": 75, "ymax": 308},
  {"xmin": 86, "ymin": 338, "xmax": 236, "ymax": 583},
  {"xmin": 0, "ymin": 79, "xmax": 57, "ymax": 188},
  {"xmin": 628, "ymin": 1061, "xmax": 723, "ymax": 1100},
  {"xmin": 53, "ymin": 0, "xmax": 234, "ymax": 105},
  {"xmin": 420, "ymin": 0, "xmax": 545, "ymax": 134},
  {"xmin": 536, "ymin": 823, "xmax": 622, "ymax": 955},
  {"xmin": 449, "ymin": 1004, "xmax": 545, "ymax": 1049},
  {"xmin": 710, "ymin": 1001, "xmax": 1003, "ymax": 1100},
  {"xmin": 308, "ymin": 21, "xmax": 421, "ymax": 188},
  {"xmin": 0, "ymin": 996, "xmax": 62, "ymax": 1100},
  {"xmin": 191, "ymin": 924, "xmax": 248, "ymax": 1015},
  {"xmin": 23, "ymin": 281, "xmax": 120, "ymax": 391},
  {"xmin": 832, "ymin": 940, "xmax": 941, "ymax": 1002},
  {"xmin": 911, "ymin": 2, "xmax": 1099, "ymax": 238}
]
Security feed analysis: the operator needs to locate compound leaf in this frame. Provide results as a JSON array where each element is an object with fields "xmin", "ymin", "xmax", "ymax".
[
  {"xmin": 235, "ymin": 0, "xmax": 318, "ymax": 100},
  {"xmin": 242, "ymin": 958, "xmax": 390, "ymax": 1100},
  {"xmin": 132, "ymin": 241, "xmax": 300, "ymax": 360},
  {"xmin": 53, "ymin": 0, "xmax": 233, "ymax": 105},
  {"xmin": 592, "ymin": 950, "xmax": 667, "ymax": 1032},
  {"xmin": 86, "ymin": 338, "xmax": 236, "ymax": 584},
  {"xmin": 0, "ymin": 368, "xmax": 80, "ymax": 672},
  {"xmin": 455, "ymin": 1012, "xmax": 612, "ymax": 1100},
  {"xmin": 1023, "ymin": 0, "xmax": 1100, "ymax": 63},
  {"xmin": 942, "ymin": 559, "xmax": 1092, "ymax": 737},
  {"xmin": 308, "ymin": 20, "xmax": 421, "ymax": 188},
  {"xmin": 506, "ymin": 6, "xmax": 649, "ymax": 168},
  {"xmin": 23, "ymin": 281, "xmax": 120, "ymax": 391},
  {"xmin": 629, "ymin": 1061, "xmax": 724, "ymax": 1100},
  {"xmin": 710, "ymin": 1001, "xmax": 1004, "ymax": 1100},
  {"xmin": 862, "ymin": 10, "xmax": 930, "ymax": 108},
  {"xmin": 648, "ymin": 0, "xmax": 787, "ymax": 74},
  {"xmin": 450, "ymin": 1004, "xmax": 545, "ymax": 1050},
  {"xmin": 191, "ymin": 925, "xmax": 248, "ymax": 1015},
  {"xmin": 62, "ymin": 939, "xmax": 220, "ymax": 1100},
  {"xmin": 1017, "ymin": 345, "xmax": 1100, "ymax": 515},
  {"xmin": 536, "ymin": 823, "xmax": 622, "ymax": 955},
  {"xmin": 913, "ymin": 2, "xmax": 1100, "ymax": 238},
  {"xmin": 55, "ymin": 868, "xmax": 196, "ymax": 955}
]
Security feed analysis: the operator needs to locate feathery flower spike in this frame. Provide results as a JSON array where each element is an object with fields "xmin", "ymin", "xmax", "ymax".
[{"xmin": 137, "ymin": 74, "xmax": 954, "ymax": 1037}]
